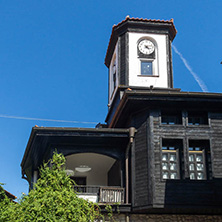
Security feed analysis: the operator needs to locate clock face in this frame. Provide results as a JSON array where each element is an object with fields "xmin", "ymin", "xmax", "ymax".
[{"xmin": 138, "ymin": 40, "xmax": 155, "ymax": 55}]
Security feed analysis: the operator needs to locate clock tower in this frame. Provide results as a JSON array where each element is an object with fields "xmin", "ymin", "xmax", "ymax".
[{"xmin": 105, "ymin": 17, "xmax": 177, "ymax": 108}]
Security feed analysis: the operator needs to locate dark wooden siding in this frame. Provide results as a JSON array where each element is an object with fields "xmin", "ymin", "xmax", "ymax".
[
  {"xmin": 133, "ymin": 120, "xmax": 149, "ymax": 207},
  {"xmin": 130, "ymin": 110, "xmax": 150, "ymax": 207},
  {"xmin": 119, "ymin": 33, "xmax": 128, "ymax": 86},
  {"xmin": 130, "ymin": 109, "xmax": 222, "ymax": 211},
  {"xmin": 166, "ymin": 36, "xmax": 173, "ymax": 88},
  {"xmin": 210, "ymin": 112, "xmax": 222, "ymax": 178},
  {"xmin": 150, "ymin": 110, "xmax": 222, "ymax": 209}
]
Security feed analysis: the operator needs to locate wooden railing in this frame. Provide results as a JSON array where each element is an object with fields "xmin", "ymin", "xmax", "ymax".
[
  {"xmin": 99, "ymin": 187, "xmax": 124, "ymax": 204},
  {"xmin": 74, "ymin": 185, "xmax": 124, "ymax": 203}
]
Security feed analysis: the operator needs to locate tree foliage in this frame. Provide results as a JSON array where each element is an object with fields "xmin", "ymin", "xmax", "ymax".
[
  {"xmin": 0, "ymin": 183, "xmax": 12, "ymax": 221},
  {"xmin": 1, "ymin": 153, "xmax": 103, "ymax": 221}
]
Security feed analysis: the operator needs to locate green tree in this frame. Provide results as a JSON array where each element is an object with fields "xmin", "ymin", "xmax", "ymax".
[
  {"xmin": 0, "ymin": 183, "xmax": 12, "ymax": 221},
  {"xmin": 3, "ymin": 152, "xmax": 102, "ymax": 222}
]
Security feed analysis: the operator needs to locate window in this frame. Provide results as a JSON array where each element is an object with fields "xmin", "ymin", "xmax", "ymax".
[
  {"xmin": 161, "ymin": 111, "xmax": 182, "ymax": 125},
  {"xmin": 109, "ymin": 53, "xmax": 118, "ymax": 99},
  {"xmin": 188, "ymin": 140, "xmax": 211, "ymax": 180},
  {"xmin": 188, "ymin": 112, "xmax": 208, "ymax": 125},
  {"xmin": 113, "ymin": 62, "xmax": 116, "ymax": 89},
  {"xmin": 161, "ymin": 139, "xmax": 183, "ymax": 180},
  {"xmin": 137, "ymin": 38, "xmax": 158, "ymax": 76},
  {"xmin": 141, "ymin": 61, "xmax": 153, "ymax": 75}
]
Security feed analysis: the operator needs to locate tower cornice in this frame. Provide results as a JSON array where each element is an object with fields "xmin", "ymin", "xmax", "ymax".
[{"xmin": 105, "ymin": 16, "xmax": 177, "ymax": 67}]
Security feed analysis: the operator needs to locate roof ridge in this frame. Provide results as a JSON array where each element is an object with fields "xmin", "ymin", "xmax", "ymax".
[{"xmin": 112, "ymin": 16, "xmax": 175, "ymax": 29}]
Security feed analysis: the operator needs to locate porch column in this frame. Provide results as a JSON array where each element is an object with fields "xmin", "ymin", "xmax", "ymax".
[{"xmin": 33, "ymin": 170, "xmax": 38, "ymax": 184}]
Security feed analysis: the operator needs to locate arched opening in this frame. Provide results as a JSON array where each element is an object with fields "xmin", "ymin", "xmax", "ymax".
[{"xmin": 65, "ymin": 153, "xmax": 124, "ymax": 203}]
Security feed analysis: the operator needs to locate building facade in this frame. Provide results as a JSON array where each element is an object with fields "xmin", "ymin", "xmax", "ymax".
[{"xmin": 21, "ymin": 17, "xmax": 222, "ymax": 221}]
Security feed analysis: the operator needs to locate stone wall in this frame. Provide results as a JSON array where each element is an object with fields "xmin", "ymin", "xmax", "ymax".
[{"xmin": 104, "ymin": 213, "xmax": 222, "ymax": 222}]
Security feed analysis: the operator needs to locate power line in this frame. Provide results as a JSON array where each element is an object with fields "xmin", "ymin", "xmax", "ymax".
[{"xmin": 0, "ymin": 114, "xmax": 97, "ymax": 125}]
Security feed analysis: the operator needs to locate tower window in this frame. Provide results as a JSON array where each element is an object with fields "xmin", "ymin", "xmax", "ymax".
[
  {"xmin": 112, "ymin": 60, "xmax": 117, "ymax": 89},
  {"xmin": 113, "ymin": 72, "xmax": 116, "ymax": 88},
  {"xmin": 188, "ymin": 140, "xmax": 211, "ymax": 180},
  {"xmin": 161, "ymin": 139, "xmax": 183, "ymax": 180},
  {"xmin": 109, "ymin": 53, "xmax": 117, "ymax": 98},
  {"xmin": 137, "ymin": 38, "xmax": 157, "ymax": 76},
  {"xmin": 141, "ymin": 61, "xmax": 153, "ymax": 75}
]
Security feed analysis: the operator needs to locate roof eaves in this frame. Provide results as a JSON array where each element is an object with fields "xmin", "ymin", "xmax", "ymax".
[
  {"xmin": 4, "ymin": 189, "xmax": 17, "ymax": 200},
  {"xmin": 21, "ymin": 126, "xmax": 130, "ymax": 168},
  {"xmin": 20, "ymin": 126, "xmax": 38, "ymax": 168},
  {"xmin": 125, "ymin": 90, "xmax": 222, "ymax": 98}
]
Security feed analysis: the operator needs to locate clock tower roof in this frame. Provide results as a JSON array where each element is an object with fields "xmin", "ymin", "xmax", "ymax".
[{"xmin": 105, "ymin": 16, "xmax": 177, "ymax": 67}]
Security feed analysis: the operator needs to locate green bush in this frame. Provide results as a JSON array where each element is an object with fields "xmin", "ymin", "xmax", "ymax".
[
  {"xmin": 0, "ymin": 183, "xmax": 12, "ymax": 221},
  {"xmin": 1, "ymin": 152, "xmax": 102, "ymax": 222}
]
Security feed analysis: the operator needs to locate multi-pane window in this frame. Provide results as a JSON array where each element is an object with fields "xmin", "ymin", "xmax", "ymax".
[
  {"xmin": 161, "ymin": 140, "xmax": 182, "ymax": 180},
  {"xmin": 188, "ymin": 112, "xmax": 208, "ymax": 125},
  {"xmin": 188, "ymin": 140, "xmax": 211, "ymax": 180},
  {"xmin": 161, "ymin": 111, "xmax": 182, "ymax": 125},
  {"xmin": 161, "ymin": 139, "xmax": 212, "ymax": 181},
  {"xmin": 188, "ymin": 148, "xmax": 205, "ymax": 180}
]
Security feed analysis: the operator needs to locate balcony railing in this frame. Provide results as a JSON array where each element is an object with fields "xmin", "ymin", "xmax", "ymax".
[{"xmin": 74, "ymin": 185, "xmax": 124, "ymax": 204}]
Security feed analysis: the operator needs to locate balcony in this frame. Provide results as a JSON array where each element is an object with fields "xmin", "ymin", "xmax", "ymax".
[{"xmin": 74, "ymin": 185, "xmax": 125, "ymax": 203}]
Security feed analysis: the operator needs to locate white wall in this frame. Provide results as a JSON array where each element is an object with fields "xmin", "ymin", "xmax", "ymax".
[
  {"xmin": 128, "ymin": 32, "xmax": 168, "ymax": 88},
  {"xmin": 65, "ymin": 153, "xmax": 116, "ymax": 186}
]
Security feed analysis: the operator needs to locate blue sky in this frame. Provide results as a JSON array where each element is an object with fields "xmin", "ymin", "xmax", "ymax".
[{"xmin": 0, "ymin": 0, "xmax": 222, "ymax": 198}]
